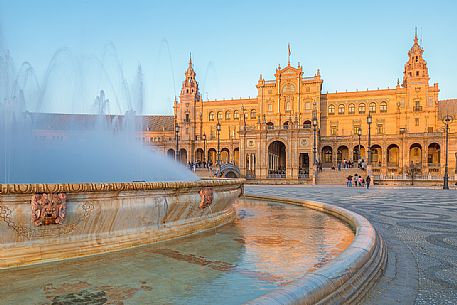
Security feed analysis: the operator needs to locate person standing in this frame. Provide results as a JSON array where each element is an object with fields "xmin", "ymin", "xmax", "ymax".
[
  {"xmin": 354, "ymin": 173, "xmax": 358, "ymax": 187},
  {"xmin": 366, "ymin": 175, "xmax": 371, "ymax": 189}
]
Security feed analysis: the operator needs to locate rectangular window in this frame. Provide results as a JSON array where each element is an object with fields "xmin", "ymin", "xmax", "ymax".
[
  {"xmin": 377, "ymin": 124, "xmax": 384, "ymax": 135},
  {"xmin": 353, "ymin": 126, "xmax": 361, "ymax": 135},
  {"xmin": 268, "ymin": 104, "xmax": 273, "ymax": 112},
  {"xmin": 331, "ymin": 127, "xmax": 337, "ymax": 135},
  {"xmin": 415, "ymin": 118, "xmax": 420, "ymax": 126},
  {"xmin": 428, "ymin": 127, "xmax": 433, "ymax": 133},
  {"xmin": 305, "ymin": 102, "xmax": 311, "ymax": 110}
]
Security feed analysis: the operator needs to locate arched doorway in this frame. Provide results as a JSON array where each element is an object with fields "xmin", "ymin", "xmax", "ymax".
[
  {"xmin": 266, "ymin": 122, "xmax": 274, "ymax": 130},
  {"xmin": 268, "ymin": 141, "xmax": 286, "ymax": 178},
  {"xmin": 208, "ymin": 148, "xmax": 217, "ymax": 166},
  {"xmin": 337, "ymin": 145, "xmax": 349, "ymax": 163},
  {"xmin": 371, "ymin": 144, "xmax": 382, "ymax": 167},
  {"xmin": 387, "ymin": 144, "xmax": 399, "ymax": 167},
  {"xmin": 427, "ymin": 143, "xmax": 440, "ymax": 174},
  {"xmin": 299, "ymin": 153, "xmax": 309, "ymax": 178},
  {"xmin": 427, "ymin": 143, "xmax": 440, "ymax": 165},
  {"xmin": 195, "ymin": 148, "xmax": 204, "ymax": 164},
  {"xmin": 179, "ymin": 148, "xmax": 187, "ymax": 164},
  {"xmin": 233, "ymin": 148, "xmax": 240, "ymax": 166},
  {"xmin": 167, "ymin": 148, "xmax": 175, "ymax": 159},
  {"xmin": 353, "ymin": 145, "xmax": 365, "ymax": 162},
  {"xmin": 221, "ymin": 148, "xmax": 230, "ymax": 164},
  {"xmin": 321, "ymin": 146, "xmax": 333, "ymax": 168},
  {"xmin": 409, "ymin": 143, "xmax": 422, "ymax": 165}
]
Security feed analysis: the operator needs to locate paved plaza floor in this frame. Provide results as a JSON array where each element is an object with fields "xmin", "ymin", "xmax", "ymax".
[{"xmin": 246, "ymin": 185, "xmax": 457, "ymax": 305}]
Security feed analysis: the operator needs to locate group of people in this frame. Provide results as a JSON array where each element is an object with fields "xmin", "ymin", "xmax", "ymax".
[
  {"xmin": 346, "ymin": 173, "xmax": 371, "ymax": 189},
  {"xmin": 187, "ymin": 160, "xmax": 214, "ymax": 172},
  {"xmin": 336, "ymin": 159, "xmax": 367, "ymax": 171}
]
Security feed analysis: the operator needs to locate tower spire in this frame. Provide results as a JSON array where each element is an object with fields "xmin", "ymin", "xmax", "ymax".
[
  {"xmin": 189, "ymin": 52, "xmax": 192, "ymax": 67},
  {"xmin": 414, "ymin": 27, "xmax": 418, "ymax": 44}
]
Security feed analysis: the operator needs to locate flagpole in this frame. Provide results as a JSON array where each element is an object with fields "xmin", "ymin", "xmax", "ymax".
[{"xmin": 288, "ymin": 43, "xmax": 291, "ymax": 66}]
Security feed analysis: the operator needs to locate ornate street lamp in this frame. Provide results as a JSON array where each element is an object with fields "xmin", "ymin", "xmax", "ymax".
[
  {"xmin": 175, "ymin": 123, "xmax": 180, "ymax": 162},
  {"xmin": 203, "ymin": 133, "xmax": 207, "ymax": 165},
  {"xmin": 443, "ymin": 115, "xmax": 453, "ymax": 190},
  {"xmin": 367, "ymin": 114, "xmax": 372, "ymax": 164},
  {"xmin": 216, "ymin": 121, "xmax": 221, "ymax": 166},
  {"xmin": 357, "ymin": 127, "xmax": 362, "ymax": 162},
  {"xmin": 312, "ymin": 110, "xmax": 318, "ymax": 165}
]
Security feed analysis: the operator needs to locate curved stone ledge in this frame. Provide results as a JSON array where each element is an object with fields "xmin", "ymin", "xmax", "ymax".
[
  {"xmin": 0, "ymin": 179, "xmax": 244, "ymax": 269},
  {"xmin": 0, "ymin": 178, "xmax": 245, "ymax": 194},
  {"xmin": 244, "ymin": 194, "xmax": 387, "ymax": 305}
]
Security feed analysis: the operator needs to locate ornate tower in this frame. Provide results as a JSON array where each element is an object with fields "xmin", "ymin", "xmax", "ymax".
[
  {"xmin": 176, "ymin": 54, "xmax": 202, "ymax": 163},
  {"xmin": 402, "ymin": 30, "xmax": 430, "ymax": 88}
]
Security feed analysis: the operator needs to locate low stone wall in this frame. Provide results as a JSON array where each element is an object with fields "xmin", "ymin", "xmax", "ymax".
[
  {"xmin": 0, "ymin": 178, "xmax": 244, "ymax": 269},
  {"xmin": 375, "ymin": 179, "xmax": 456, "ymax": 187},
  {"xmin": 244, "ymin": 194, "xmax": 386, "ymax": 305}
]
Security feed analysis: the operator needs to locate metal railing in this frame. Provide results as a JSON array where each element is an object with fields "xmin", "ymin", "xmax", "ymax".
[{"xmin": 413, "ymin": 106, "xmax": 423, "ymax": 112}]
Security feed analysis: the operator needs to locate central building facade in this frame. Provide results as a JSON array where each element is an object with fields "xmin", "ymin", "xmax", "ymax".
[{"xmin": 159, "ymin": 33, "xmax": 455, "ymax": 181}]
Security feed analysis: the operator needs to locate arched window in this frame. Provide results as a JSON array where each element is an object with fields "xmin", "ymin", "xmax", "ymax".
[
  {"xmin": 348, "ymin": 104, "xmax": 355, "ymax": 114},
  {"xmin": 209, "ymin": 111, "xmax": 215, "ymax": 121},
  {"xmin": 369, "ymin": 102, "xmax": 376, "ymax": 113},
  {"xmin": 380, "ymin": 101, "xmax": 387, "ymax": 113},
  {"xmin": 286, "ymin": 101, "xmax": 291, "ymax": 111},
  {"xmin": 225, "ymin": 111, "xmax": 231, "ymax": 120},
  {"xmin": 233, "ymin": 110, "xmax": 239, "ymax": 119},
  {"xmin": 250, "ymin": 109, "xmax": 256, "ymax": 119},
  {"xmin": 303, "ymin": 120, "xmax": 312, "ymax": 129},
  {"xmin": 328, "ymin": 104, "xmax": 335, "ymax": 115},
  {"xmin": 338, "ymin": 104, "xmax": 345, "ymax": 114},
  {"xmin": 358, "ymin": 103, "xmax": 366, "ymax": 114},
  {"xmin": 217, "ymin": 111, "xmax": 223, "ymax": 121},
  {"xmin": 282, "ymin": 83, "xmax": 296, "ymax": 93}
]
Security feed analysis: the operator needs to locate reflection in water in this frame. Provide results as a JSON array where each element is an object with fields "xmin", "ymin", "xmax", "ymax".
[{"xmin": 0, "ymin": 199, "xmax": 353, "ymax": 304}]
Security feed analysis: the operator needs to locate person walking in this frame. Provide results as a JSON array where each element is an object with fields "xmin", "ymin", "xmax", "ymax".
[
  {"xmin": 366, "ymin": 175, "xmax": 371, "ymax": 189},
  {"xmin": 354, "ymin": 173, "xmax": 358, "ymax": 187}
]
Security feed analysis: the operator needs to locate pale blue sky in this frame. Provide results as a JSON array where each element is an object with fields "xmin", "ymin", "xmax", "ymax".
[{"xmin": 1, "ymin": 0, "xmax": 456, "ymax": 114}]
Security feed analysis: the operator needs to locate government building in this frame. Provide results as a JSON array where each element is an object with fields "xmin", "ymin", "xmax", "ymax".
[{"xmin": 144, "ymin": 33, "xmax": 457, "ymax": 183}]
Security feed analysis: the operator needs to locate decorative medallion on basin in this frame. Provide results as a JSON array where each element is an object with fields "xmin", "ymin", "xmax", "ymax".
[
  {"xmin": 199, "ymin": 188, "xmax": 213, "ymax": 209},
  {"xmin": 31, "ymin": 193, "xmax": 66, "ymax": 226}
]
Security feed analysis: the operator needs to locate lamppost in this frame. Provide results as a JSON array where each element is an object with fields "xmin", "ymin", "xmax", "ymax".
[
  {"xmin": 357, "ymin": 127, "xmax": 362, "ymax": 162},
  {"xmin": 443, "ymin": 115, "xmax": 453, "ymax": 190},
  {"xmin": 175, "ymin": 123, "xmax": 180, "ymax": 162},
  {"xmin": 312, "ymin": 110, "xmax": 318, "ymax": 165},
  {"xmin": 216, "ymin": 121, "xmax": 221, "ymax": 166},
  {"xmin": 367, "ymin": 114, "xmax": 372, "ymax": 165},
  {"xmin": 203, "ymin": 133, "xmax": 207, "ymax": 165}
]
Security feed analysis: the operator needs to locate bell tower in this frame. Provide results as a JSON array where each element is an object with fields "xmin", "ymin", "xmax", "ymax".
[
  {"xmin": 402, "ymin": 29, "xmax": 430, "ymax": 88},
  {"xmin": 176, "ymin": 54, "xmax": 202, "ymax": 163}
]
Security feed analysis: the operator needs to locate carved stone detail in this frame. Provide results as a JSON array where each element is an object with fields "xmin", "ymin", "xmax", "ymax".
[
  {"xmin": 0, "ymin": 178, "xmax": 244, "ymax": 195},
  {"xmin": 31, "ymin": 193, "xmax": 66, "ymax": 226},
  {"xmin": 0, "ymin": 202, "xmax": 94, "ymax": 239},
  {"xmin": 199, "ymin": 188, "xmax": 213, "ymax": 209}
]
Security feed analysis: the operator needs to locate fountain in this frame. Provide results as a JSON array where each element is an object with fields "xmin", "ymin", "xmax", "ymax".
[
  {"xmin": 0, "ymin": 49, "xmax": 244, "ymax": 268},
  {"xmin": 0, "ymin": 47, "xmax": 384, "ymax": 304}
]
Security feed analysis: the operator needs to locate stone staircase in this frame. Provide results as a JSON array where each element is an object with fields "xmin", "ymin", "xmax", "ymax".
[{"xmin": 316, "ymin": 168, "xmax": 362, "ymax": 185}]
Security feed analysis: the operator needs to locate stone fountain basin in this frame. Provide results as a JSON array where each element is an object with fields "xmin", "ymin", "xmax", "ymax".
[{"xmin": 0, "ymin": 178, "xmax": 244, "ymax": 269}]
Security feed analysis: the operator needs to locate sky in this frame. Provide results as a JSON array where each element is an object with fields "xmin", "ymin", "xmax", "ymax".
[{"xmin": 0, "ymin": 0, "xmax": 456, "ymax": 115}]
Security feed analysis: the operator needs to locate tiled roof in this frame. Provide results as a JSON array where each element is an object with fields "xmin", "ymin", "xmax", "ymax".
[
  {"xmin": 438, "ymin": 99, "xmax": 457, "ymax": 118},
  {"xmin": 28, "ymin": 113, "xmax": 174, "ymax": 131}
]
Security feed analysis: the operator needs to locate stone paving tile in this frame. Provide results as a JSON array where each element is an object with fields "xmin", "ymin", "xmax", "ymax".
[{"xmin": 246, "ymin": 185, "xmax": 457, "ymax": 305}]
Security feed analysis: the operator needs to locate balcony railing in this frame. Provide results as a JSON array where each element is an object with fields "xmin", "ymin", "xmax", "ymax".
[
  {"xmin": 268, "ymin": 173, "xmax": 286, "ymax": 178},
  {"xmin": 413, "ymin": 106, "xmax": 423, "ymax": 112}
]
